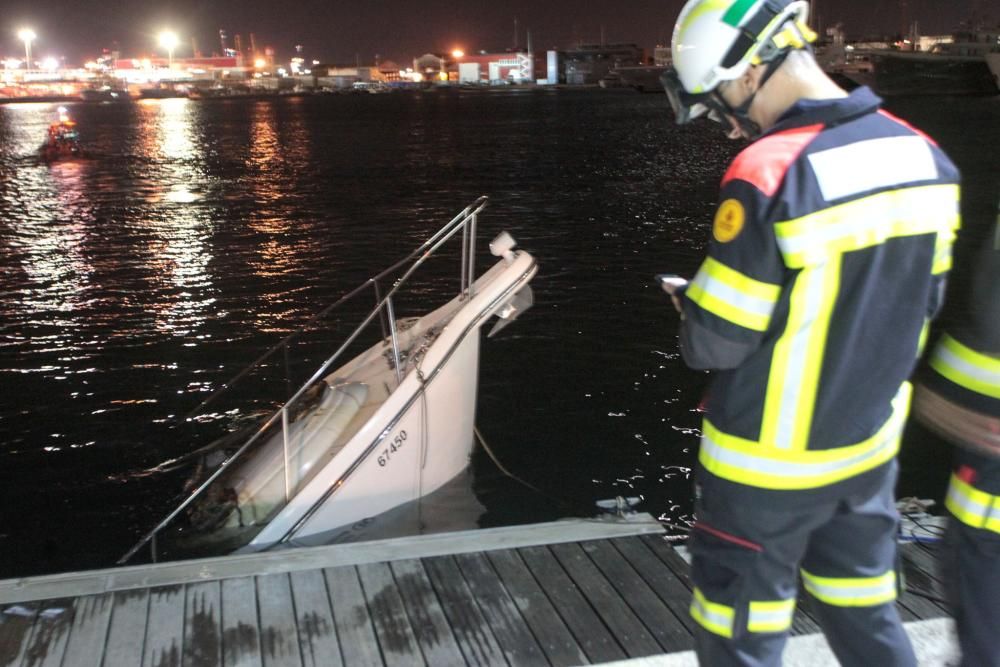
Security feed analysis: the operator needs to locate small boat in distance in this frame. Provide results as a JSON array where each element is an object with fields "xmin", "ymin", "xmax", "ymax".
[
  {"xmin": 121, "ymin": 198, "xmax": 538, "ymax": 563},
  {"xmin": 39, "ymin": 107, "xmax": 82, "ymax": 162}
]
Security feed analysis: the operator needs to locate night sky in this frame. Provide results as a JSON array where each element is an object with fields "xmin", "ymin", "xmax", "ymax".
[{"xmin": 4, "ymin": 0, "xmax": 995, "ymax": 66}]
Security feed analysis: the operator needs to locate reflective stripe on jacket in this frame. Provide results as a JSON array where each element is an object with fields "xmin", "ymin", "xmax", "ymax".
[{"xmin": 946, "ymin": 472, "xmax": 1000, "ymax": 534}]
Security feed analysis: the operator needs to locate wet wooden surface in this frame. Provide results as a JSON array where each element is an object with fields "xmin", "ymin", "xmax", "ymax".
[{"xmin": 0, "ymin": 519, "xmax": 950, "ymax": 666}]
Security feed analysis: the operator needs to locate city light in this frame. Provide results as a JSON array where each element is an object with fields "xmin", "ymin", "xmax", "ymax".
[
  {"xmin": 17, "ymin": 28, "xmax": 36, "ymax": 69},
  {"xmin": 158, "ymin": 30, "xmax": 179, "ymax": 69},
  {"xmin": 254, "ymin": 58, "xmax": 266, "ymax": 68},
  {"xmin": 451, "ymin": 49, "xmax": 465, "ymax": 59}
]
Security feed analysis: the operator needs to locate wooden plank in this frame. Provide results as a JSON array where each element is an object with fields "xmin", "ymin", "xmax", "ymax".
[
  {"xmin": 610, "ymin": 537, "xmax": 699, "ymax": 636},
  {"xmin": 550, "ymin": 542, "xmax": 662, "ymax": 658},
  {"xmin": 0, "ymin": 516, "xmax": 665, "ymax": 605},
  {"xmin": 389, "ymin": 560, "xmax": 464, "ymax": 666},
  {"xmin": 894, "ymin": 596, "xmax": 926, "ymax": 622},
  {"xmin": 103, "ymin": 589, "xmax": 150, "ymax": 667},
  {"xmin": 143, "ymin": 585, "xmax": 185, "ymax": 667},
  {"xmin": 288, "ymin": 570, "xmax": 342, "ymax": 667},
  {"xmin": 901, "ymin": 543, "xmax": 947, "ymax": 587},
  {"xmin": 62, "ymin": 593, "xmax": 113, "ymax": 666},
  {"xmin": 485, "ymin": 549, "xmax": 588, "ymax": 666},
  {"xmin": 322, "ymin": 567, "xmax": 381, "ymax": 667},
  {"xmin": 184, "ymin": 581, "xmax": 222, "ymax": 667},
  {"xmin": 422, "ymin": 556, "xmax": 507, "ymax": 667},
  {"xmin": 454, "ymin": 552, "xmax": 548, "ymax": 667},
  {"xmin": 898, "ymin": 552, "xmax": 949, "ymax": 619},
  {"xmin": 581, "ymin": 539, "xmax": 692, "ymax": 652},
  {"xmin": 0, "ymin": 602, "xmax": 39, "ymax": 667},
  {"xmin": 22, "ymin": 598, "xmax": 77, "ymax": 667},
  {"xmin": 638, "ymin": 536, "xmax": 694, "ymax": 590},
  {"xmin": 220, "ymin": 577, "xmax": 262, "ymax": 667},
  {"xmin": 518, "ymin": 545, "xmax": 625, "ymax": 664},
  {"xmin": 255, "ymin": 574, "xmax": 302, "ymax": 667},
  {"xmin": 357, "ymin": 561, "xmax": 423, "ymax": 667}
]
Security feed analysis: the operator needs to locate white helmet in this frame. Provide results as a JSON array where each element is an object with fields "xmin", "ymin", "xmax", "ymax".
[{"xmin": 671, "ymin": 0, "xmax": 813, "ymax": 94}]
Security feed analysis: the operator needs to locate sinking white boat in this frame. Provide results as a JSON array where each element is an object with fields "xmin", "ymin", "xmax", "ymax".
[{"xmin": 121, "ymin": 198, "xmax": 537, "ymax": 562}]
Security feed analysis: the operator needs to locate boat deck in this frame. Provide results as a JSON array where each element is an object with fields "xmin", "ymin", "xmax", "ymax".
[{"xmin": 0, "ymin": 514, "xmax": 951, "ymax": 666}]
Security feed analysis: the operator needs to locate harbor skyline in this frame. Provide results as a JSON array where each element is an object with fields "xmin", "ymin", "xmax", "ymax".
[{"xmin": 4, "ymin": 0, "xmax": 996, "ymax": 65}]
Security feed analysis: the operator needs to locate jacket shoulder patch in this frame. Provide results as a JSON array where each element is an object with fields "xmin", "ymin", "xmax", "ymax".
[{"xmin": 714, "ymin": 199, "xmax": 745, "ymax": 243}]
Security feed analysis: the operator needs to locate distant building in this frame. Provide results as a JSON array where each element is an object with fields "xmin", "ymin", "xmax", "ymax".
[
  {"xmin": 454, "ymin": 52, "xmax": 533, "ymax": 84},
  {"xmin": 413, "ymin": 53, "xmax": 451, "ymax": 81},
  {"xmin": 377, "ymin": 60, "xmax": 403, "ymax": 82},
  {"xmin": 543, "ymin": 51, "xmax": 564, "ymax": 84},
  {"xmin": 111, "ymin": 56, "xmax": 247, "ymax": 83},
  {"xmin": 653, "ymin": 46, "xmax": 672, "ymax": 66},
  {"xmin": 317, "ymin": 65, "xmax": 376, "ymax": 89},
  {"xmin": 563, "ymin": 43, "xmax": 646, "ymax": 85}
]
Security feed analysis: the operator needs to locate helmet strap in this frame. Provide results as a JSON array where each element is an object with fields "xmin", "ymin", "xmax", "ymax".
[{"xmin": 713, "ymin": 48, "xmax": 791, "ymax": 139}]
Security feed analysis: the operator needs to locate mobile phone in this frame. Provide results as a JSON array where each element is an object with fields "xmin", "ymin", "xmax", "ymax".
[{"xmin": 655, "ymin": 273, "xmax": 689, "ymax": 294}]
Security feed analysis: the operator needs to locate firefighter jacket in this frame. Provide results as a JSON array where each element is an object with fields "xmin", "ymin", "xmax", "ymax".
[
  {"xmin": 924, "ymin": 219, "xmax": 1000, "ymax": 417},
  {"xmin": 679, "ymin": 86, "xmax": 961, "ymax": 492},
  {"xmin": 917, "ymin": 217, "xmax": 1000, "ymax": 532},
  {"xmin": 914, "ymin": 215, "xmax": 1000, "ymax": 460}
]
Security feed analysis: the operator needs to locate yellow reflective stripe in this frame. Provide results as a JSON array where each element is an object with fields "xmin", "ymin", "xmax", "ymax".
[
  {"xmin": 930, "ymin": 335, "xmax": 1000, "ymax": 399},
  {"xmin": 945, "ymin": 473, "xmax": 1000, "ymax": 535},
  {"xmin": 917, "ymin": 319, "xmax": 930, "ymax": 358},
  {"xmin": 687, "ymin": 256, "xmax": 782, "ymax": 332},
  {"xmin": 748, "ymin": 599, "xmax": 796, "ymax": 633},
  {"xmin": 690, "ymin": 587, "xmax": 735, "ymax": 638},
  {"xmin": 801, "ymin": 570, "xmax": 897, "ymax": 607},
  {"xmin": 760, "ymin": 259, "xmax": 840, "ymax": 451},
  {"xmin": 933, "ymin": 225, "xmax": 956, "ymax": 274},
  {"xmin": 774, "ymin": 184, "xmax": 960, "ymax": 268},
  {"xmin": 699, "ymin": 383, "xmax": 910, "ymax": 489}
]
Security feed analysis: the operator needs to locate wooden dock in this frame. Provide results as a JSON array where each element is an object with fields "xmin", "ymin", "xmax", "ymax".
[{"xmin": 0, "ymin": 514, "xmax": 951, "ymax": 667}]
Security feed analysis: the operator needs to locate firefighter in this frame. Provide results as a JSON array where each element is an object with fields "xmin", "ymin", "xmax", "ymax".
[
  {"xmin": 659, "ymin": 0, "xmax": 961, "ymax": 664},
  {"xmin": 913, "ymin": 213, "xmax": 1000, "ymax": 667}
]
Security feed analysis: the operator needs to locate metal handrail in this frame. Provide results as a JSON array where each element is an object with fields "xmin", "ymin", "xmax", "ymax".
[{"xmin": 118, "ymin": 197, "xmax": 489, "ymax": 565}]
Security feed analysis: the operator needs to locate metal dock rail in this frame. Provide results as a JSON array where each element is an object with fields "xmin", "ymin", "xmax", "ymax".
[{"xmin": 0, "ymin": 514, "xmax": 952, "ymax": 666}]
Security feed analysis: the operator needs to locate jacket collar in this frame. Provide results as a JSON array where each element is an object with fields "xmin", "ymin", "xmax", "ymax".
[{"xmin": 764, "ymin": 86, "xmax": 883, "ymax": 136}]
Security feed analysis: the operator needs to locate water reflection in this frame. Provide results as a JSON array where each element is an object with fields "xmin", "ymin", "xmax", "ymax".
[
  {"xmin": 139, "ymin": 99, "xmax": 215, "ymax": 338},
  {"xmin": 14, "ymin": 166, "xmax": 95, "ymax": 319}
]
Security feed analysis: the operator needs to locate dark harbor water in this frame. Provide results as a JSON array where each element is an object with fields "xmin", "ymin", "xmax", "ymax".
[{"xmin": 0, "ymin": 89, "xmax": 997, "ymax": 578}]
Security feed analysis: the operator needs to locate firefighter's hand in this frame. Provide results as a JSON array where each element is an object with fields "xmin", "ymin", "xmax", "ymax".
[{"xmin": 659, "ymin": 282, "xmax": 684, "ymax": 315}]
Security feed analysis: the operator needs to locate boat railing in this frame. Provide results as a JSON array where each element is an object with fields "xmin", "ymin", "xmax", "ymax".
[{"xmin": 119, "ymin": 196, "xmax": 489, "ymax": 565}]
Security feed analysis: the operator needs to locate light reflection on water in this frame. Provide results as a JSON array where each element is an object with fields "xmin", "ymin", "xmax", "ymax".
[{"xmin": 0, "ymin": 91, "xmax": 995, "ymax": 577}]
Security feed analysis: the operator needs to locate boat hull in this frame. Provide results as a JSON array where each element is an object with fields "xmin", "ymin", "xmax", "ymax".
[{"xmin": 261, "ymin": 333, "xmax": 482, "ymax": 549}]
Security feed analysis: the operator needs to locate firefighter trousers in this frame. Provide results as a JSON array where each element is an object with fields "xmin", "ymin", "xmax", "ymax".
[
  {"xmin": 945, "ymin": 448, "xmax": 1000, "ymax": 667},
  {"xmin": 689, "ymin": 462, "xmax": 916, "ymax": 667}
]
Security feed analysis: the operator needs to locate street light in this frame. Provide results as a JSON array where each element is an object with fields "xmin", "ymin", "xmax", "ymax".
[
  {"xmin": 17, "ymin": 28, "xmax": 36, "ymax": 70},
  {"xmin": 158, "ymin": 30, "xmax": 179, "ymax": 69}
]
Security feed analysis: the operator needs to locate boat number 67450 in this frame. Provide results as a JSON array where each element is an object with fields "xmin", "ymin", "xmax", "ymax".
[{"xmin": 377, "ymin": 430, "xmax": 408, "ymax": 467}]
